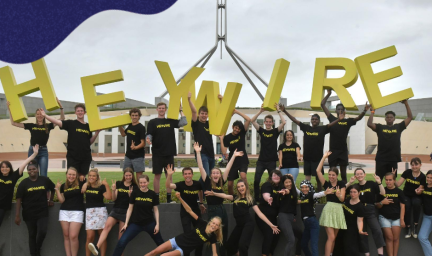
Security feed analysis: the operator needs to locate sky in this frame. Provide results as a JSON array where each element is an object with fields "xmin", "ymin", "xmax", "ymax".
[{"xmin": 1, "ymin": 0, "xmax": 431, "ymax": 108}]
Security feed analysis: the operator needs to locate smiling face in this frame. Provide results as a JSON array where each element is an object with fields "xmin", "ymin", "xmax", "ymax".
[
  {"xmin": 35, "ymin": 109, "xmax": 45, "ymax": 124},
  {"xmin": 350, "ymin": 188, "xmax": 359, "ymax": 200},
  {"xmin": 183, "ymin": 169, "xmax": 193, "ymax": 183},
  {"xmin": 285, "ymin": 131, "xmax": 294, "ymax": 143},
  {"xmin": 130, "ymin": 112, "xmax": 140, "ymax": 124},
  {"xmin": 157, "ymin": 105, "xmax": 166, "ymax": 117},
  {"xmin": 237, "ymin": 181, "xmax": 246, "ymax": 196},
  {"xmin": 88, "ymin": 171, "xmax": 98, "ymax": 185},
  {"xmin": 211, "ymin": 169, "xmax": 222, "ymax": 183},
  {"xmin": 27, "ymin": 165, "xmax": 39, "ymax": 179},
  {"xmin": 264, "ymin": 117, "xmax": 274, "ymax": 130},
  {"xmin": 66, "ymin": 169, "xmax": 77, "ymax": 183},
  {"xmin": 206, "ymin": 218, "xmax": 221, "ymax": 233},
  {"xmin": 124, "ymin": 171, "xmax": 133, "ymax": 183},
  {"xmin": 310, "ymin": 116, "xmax": 320, "ymax": 127},
  {"xmin": 139, "ymin": 177, "xmax": 149, "ymax": 190},
  {"xmin": 354, "ymin": 169, "xmax": 365, "ymax": 182},
  {"xmin": 75, "ymin": 107, "xmax": 86, "ymax": 120},
  {"xmin": 411, "ymin": 161, "xmax": 422, "ymax": 172},
  {"xmin": 284, "ymin": 178, "xmax": 292, "ymax": 190},
  {"xmin": 271, "ymin": 173, "xmax": 281, "ymax": 185},
  {"xmin": 385, "ymin": 175, "xmax": 395, "ymax": 188},
  {"xmin": 301, "ymin": 184, "xmax": 310, "ymax": 195},
  {"xmin": 426, "ymin": 174, "xmax": 432, "ymax": 186},
  {"xmin": 198, "ymin": 110, "xmax": 208, "ymax": 122},
  {"xmin": 0, "ymin": 162, "xmax": 11, "ymax": 176},
  {"xmin": 328, "ymin": 171, "xmax": 338, "ymax": 183},
  {"xmin": 232, "ymin": 125, "xmax": 241, "ymax": 136}
]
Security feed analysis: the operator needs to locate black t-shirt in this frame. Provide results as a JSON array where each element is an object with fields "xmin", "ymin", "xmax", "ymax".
[
  {"xmin": 0, "ymin": 169, "xmax": 23, "ymax": 210},
  {"xmin": 61, "ymin": 120, "xmax": 93, "ymax": 161},
  {"xmin": 24, "ymin": 123, "xmax": 55, "ymax": 146},
  {"xmin": 204, "ymin": 178, "xmax": 226, "ymax": 206},
  {"xmin": 175, "ymin": 181, "xmax": 202, "ymax": 216},
  {"xmin": 85, "ymin": 185, "xmax": 106, "ymax": 209},
  {"xmin": 125, "ymin": 123, "xmax": 146, "ymax": 159},
  {"xmin": 422, "ymin": 186, "xmax": 432, "ymax": 215},
  {"xmin": 375, "ymin": 121, "xmax": 406, "ymax": 162},
  {"xmin": 147, "ymin": 118, "xmax": 179, "ymax": 156},
  {"xmin": 401, "ymin": 170, "xmax": 426, "ymax": 197},
  {"xmin": 378, "ymin": 187, "xmax": 405, "ymax": 220},
  {"xmin": 60, "ymin": 181, "xmax": 85, "ymax": 211},
  {"xmin": 232, "ymin": 196, "xmax": 256, "ymax": 225},
  {"xmin": 323, "ymin": 181, "xmax": 346, "ymax": 204},
  {"xmin": 174, "ymin": 218, "xmax": 217, "ymax": 254},
  {"xmin": 343, "ymin": 199, "xmax": 364, "ymax": 227},
  {"xmin": 358, "ymin": 181, "xmax": 380, "ymax": 204},
  {"xmin": 257, "ymin": 127, "xmax": 280, "ymax": 162},
  {"xmin": 278, "ymin": 142, "xmax": 301, "ymax": 168},
  {"xmin": 113, "ymin": 181, "xmax": 138, "ymax": 210},
  {"xmin": 129, "ymin": 189, "xmax": 159, "ymax": 226},
  {"xmin": 299, "ymin": 193, "xmax": 316, "ymax": 219},
  {"xmin": 327, "ymin": 114, "xmax": 357, "ymax": 151},
  {"xmin": 299, "ymin": 123, "xmax": 329, "ymax": 161},
  {"xmin": 192, "ymin": 119, "xmax": 214, "ymax": 158},
  {"xmin": 279, "ymin": 192, "xmax": 297, "ymax": 214},
  {"xmin": 16, "ymin": 176, "xmax": 55, "ymax": 221},
  {"xmin": 258, "ymin": 182, "xmax": 280, "ymax": 216},
  {"xmin": 223, "ymin": 128, "xmax": 249, "ymax": 166}
]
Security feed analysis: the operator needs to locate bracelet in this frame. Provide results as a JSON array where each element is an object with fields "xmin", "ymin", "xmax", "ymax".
[
  {"xmin": 60, "ymin": 108, "xmax": 64, "ymax": 110},
  {"xmin": 371, "ymin": 110, "xmax": 375, "ymax": 114},
  {"xmin": 377, "ymin": 183, "xmax": 382, "ymax": 185},
  {"xmin": 277, "ymin": 111, "xmax": 281, "ymax": 113},
  {"xmin": 198, "ymin": 202, "xmax": 203, "ymax": 205}
]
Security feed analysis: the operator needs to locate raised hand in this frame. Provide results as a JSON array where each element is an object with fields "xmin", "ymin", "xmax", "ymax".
[
  {"xmin": 392, "ymin": 168, "xmax": 397, "ymax": 175},
  {"xmin": 278, "ymin": 103, "xmax": 286, "ymax": 112},
  {"xmin": 56, "ymin": 97, "xmax": 63, "ymax": 108},
  {"xmin": 324, "ymin": 151, "xmax": 332, "ymax": 158},
  {"xmin": 349, "ymin": 175, "xmax": 357, "ymax": 184},
  {"xmin": 6, "ymin": 101, "xmax": 11, "ymax": 108},
  {"xmin": 373, "ymin": 174, "xmax": 381, "ymax": 184},
  {"xmin": 111, "ymin": 180, "xmax": 116, "ymax": 190},
  {"xmin": 188, "ymin": 92, "xmax": 192, "ymax": 100},
  {"xmin": 128, "ymin": 185, "xmax": 133, "ymax": 196},
  {"xmin": 326, "ymin": 89, "xmax": 332, "ymax": 95},
  {"xmin": 400, "ymin": 99, "xmax": 407, "ymax": 104},
  {"xmin": 102, "ymin": 178, "xmax": 108, "ymax": 186},
  {"xmin": 335, "ymin": 186, "xmax": 341, "ymax": 198},
  {"xmin": 166, "ymin": 164, "xmax": 175, "ymax": 176},
  {"xmin": 56, "ymin": 179, "xmax": 62, "ymax": 189},
  {"xmin": 38, "ymin": 108, "xmax": 46, "ymax": 117},
  {"xmin": 274, "ymin": 103, "xmax": 280, "ymax": 111},
  {"xmin": 193, "ymin": 142, "xmax": 202, "ymax": 153},
  {"xmin": 325, "ymin": 187, "xmax": 334, "ymax": 195},
  {"xmin": 364, "ymin": 101, "xmax": 371, "ymax": 111}
]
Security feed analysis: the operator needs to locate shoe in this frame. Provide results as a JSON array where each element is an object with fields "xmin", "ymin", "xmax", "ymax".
[
  {"xmin": 412, "ymin": 225, "xmax": 418, "ymax": 239},
  {"xmin": 170, "ymin": 200, "xmax": 176, "ymax": 203},
  {"xmin": 88, "ymin": 243, "xmax": 99, "ymax": 255},
  {"xmin": 405, "ymin": 227, "xmax": 411, "ymax": 238}
]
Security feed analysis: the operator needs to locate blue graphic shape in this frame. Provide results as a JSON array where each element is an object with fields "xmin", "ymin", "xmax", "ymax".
[{"xmin": 0, "ymin": 0, "xmax": 177, "ymax": 64}]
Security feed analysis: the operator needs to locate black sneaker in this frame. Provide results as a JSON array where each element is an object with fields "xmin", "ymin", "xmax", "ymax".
[{"xmin": 88, "ymin": 243, "xmax": 99, "ymax": 255}]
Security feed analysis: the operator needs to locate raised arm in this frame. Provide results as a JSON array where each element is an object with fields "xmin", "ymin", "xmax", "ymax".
[
  {"xmin": 204, "ymin": 190, "xmax": 233, "ymax": 201},
  {"xmin": 222, "ymin": 149, "xmax": 244, "ymax": 182},
  {"xmin": 194, "ymin": 142, "xmax": 208, "ymax": 181},
  {"xmin": 165, "ymin": 164, "xmax": 177, "ymax": 190},
  {"xmin": 327, "ymin": 111, "xmax": 344, "ymax": 128},
  {"xmin": 219, "ymin": 135, "xmax": 228, "ymax": 159},
  {"xmin": 18, "ymin": 145, "xmax": 39, "ymax": 175},
  {"xmin": 188, "ymin": 92, "xmax": 198, "ymax": 122},
  {"xmin": 252, "ymin": 205, "xmax": 280, "ymax": 234},
  {"xmin": 320, "ymin": 89, "xmax": 332, "ymax": 117},
  {"xmin": 178, "ymin": 104, "xmax": 187, "ymax": 127},
  {"xmin": 101, "ymin": 178, "xmax": 112, "ymax": 200},
  {"xmin": 118, "ymin": 126, "xmax": 126, "ymax": 137},
  {"xmin": 175, "ymin": 192, "xmax": 198, "ymax": 220},
  {"xmin": 250, "ymin": 105, "xmax": 265, "ymax": 131},
  {"xmin": 280, "ymin": 104, "xmax": 300, "ymax": 125},
  {"xmin": 55, "ymin": 181, "xmax": 65, "ymax": 203},
  {"xmin": 367, "ymin": 107, "xmax": 376, "ymax": 131},
  {"xmin": 90, "ymin": 131, "xmax": 101, "ymax": 145},
  {"xmin": 39, "ymin": 108, "xmax": 63, "ymax": 127},
  {"xmin": 234, "ymin": 109, "xmax": 251, "ymax": 130},
  {"xmin": 354, "ymin": 101, "xmax": 370, "ymax": 122},
  {"xmin": 275, "ymin": 103, "xmax": 286, "ymax": 132},
  {"xmin": 7, "ymin": 101, "xmax": 25, "ymax": 128},
  {"xmin": 402, "ymin": 100, "xmax": 412, "ymax": 127},
  {"xmin": 316, "ymin": 152, "xmax": 330, "ymax": 185},
  {"xmin": 57, "ymin": 97, "xmax": 65, "ymax": 121}
]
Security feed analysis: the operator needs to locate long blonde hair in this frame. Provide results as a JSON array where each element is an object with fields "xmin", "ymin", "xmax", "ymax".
[
  {"xmin": 207, "ymin": 216, "xmax": 223, "ymax": 245},
  {"xmin": 64, "ymin": 167, "xmax": 79, "ymax": 190},
  {"xmin": 234, "ymin": 180, "xmax": 254, "ymax": 205},
  {"xmin": 86, "ymin": 168, "xmax": 101, "ymax": 188}
]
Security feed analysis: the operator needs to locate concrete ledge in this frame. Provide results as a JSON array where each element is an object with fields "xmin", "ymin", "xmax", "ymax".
[{"xmin": 0, "ymin": 203, "xmax": 429, "ymax": 255}]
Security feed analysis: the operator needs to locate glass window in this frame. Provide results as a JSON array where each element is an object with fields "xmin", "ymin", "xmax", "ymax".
[{"xmin": 107, "ymin": 143, "xmax": 111, "ymax": 147}]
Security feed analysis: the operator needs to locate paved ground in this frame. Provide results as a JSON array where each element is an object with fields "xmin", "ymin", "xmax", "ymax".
[{"xmin": 2, "ymin": 152, "xmax": 431, "ymax": 174}]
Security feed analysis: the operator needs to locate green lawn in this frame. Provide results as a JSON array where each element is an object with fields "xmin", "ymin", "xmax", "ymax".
[{"xmin": 15, "ymin": 172, "xmax": 397, "ymax": 203}]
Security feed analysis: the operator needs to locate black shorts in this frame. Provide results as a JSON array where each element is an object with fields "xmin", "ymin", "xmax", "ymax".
[
  {"xmin": 152, "ymin": 155, "xmax": 174, "ymax": 174},
  {"xmin": 303, "ymin": 161, "xmax": 323, "ymax": 176},
  {"xmin": 67, "ymin": 157, "xmax": 91, "ymax": 176},
  {"xmin": 108, "ymin": 208, "xmax": 127, "ymax": 223},
  {"xmin": 328, "ymin": 150, "xmax": 349, "ymax": 167},
  {"xmin": 376, "ymin": 161, "xmax": 398, "ymax": 180},
  {"xmin": 228, "ymin": 163, "xmax": 248, "ymax": 181}
]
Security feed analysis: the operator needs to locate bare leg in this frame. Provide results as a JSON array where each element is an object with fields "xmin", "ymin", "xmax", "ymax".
[
  {"xmin": 97, "ymin": 217, "xmax": 118, "ymax": 248},
  {"xmin": 392, "ymin": 226, "xmax": 401, "ymax": 256},
  {"xmin": 145, "ymin": 240, "xmax": 174, "ymax": 256},
  {"xmin": 60, "ymin": 221, "xmax": 72, "ymax": 256},
  {"xmin": 378, "ymin": 247, "xmax": 384, "ymax": 255},
  {"xmin": 240, "ymin": 172, "xmax": 247, "ymax": 182},
  {"xmin": 330, "ymin": 229, "xmax": 339, "ymax": 253},
  {"xmin": 154, "ymin": 174, "xmax": 161, "ymax": 193},
  {"xmin": 305, "ymin": 175, "xmax": 311, "ymax": 181},
  {"xmin": 136, "ymin": 172, "xmax": 143, "ymax": 181},
  {"xmin": 325, "ymin": 227, "xmax": 336, "ymax": 256},
  {"xmin": 69, "ymin": 222, "xmax": 82, "ymax": 256},
  {"xmin": 98, "ymin": 229, "xmax": 107, "ymax": 256},
  {"xmin": 382, "ymin": 228, "xmax": 394, "ymax": 256},
  {"xmin": 165, "ymin": 172, "xmax": 172, "ymax": 194},
  {"xmin": 86, "ymin": 230, "xmax": 96, "ymax": 256}
]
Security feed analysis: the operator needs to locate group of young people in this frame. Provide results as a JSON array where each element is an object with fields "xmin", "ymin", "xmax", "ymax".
[{"xmin": 1, "ymin": 89, "xmax": 431, "ymax": 256}]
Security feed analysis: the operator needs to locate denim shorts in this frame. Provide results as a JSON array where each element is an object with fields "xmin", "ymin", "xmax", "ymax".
[
  {"xmin": 124, "ymin": 156, "xmax": 145, "ymax": 172},
  {"xmin": 169, "ymin": 238, "xmax": 184, "ymax": 256},
  {"xmin": 379, "ymin": 215, "xmax": 400, "ymax": 228}
]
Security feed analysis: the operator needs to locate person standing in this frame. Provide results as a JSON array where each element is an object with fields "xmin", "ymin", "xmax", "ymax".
[
  {"xmin": 15, "ymin": 160, "xmax": 55, "ymax": 256},
  {"xmin": 278, "ymin": 130, "xmax": 302, "ymax": 182},
  {"xmin": 367, "ymin": 100, "xmax": 412, "ymax": 180},
  {"xmin": 250, "ymin": 103, "xmax": 286, "ymax": 201},
  {"xmin": 0, "ymin": 145, "xmax": 39, "ymax": 226},
  {"xmin": 146, "ymin": 102, "xmax": 187, "ymax": 203},
  {"xmin": 119, "ymin": 108, "xmax": 146, "ymax": 181},
  {"xmin": 55, "ymin": 167, "xmax": 85, "ymax": 256},
  {"xmin": 7, "ymin": 98, "xmax": 64, "ymax": 176},
  {"xmin": 321, "ymin": 89, "xmax": 370, "ymax": 183},
  {"xmin": 166, "ymin": 165, "xmax": 206, "ymax": 256},
  {"xmin": 280, "ymin": 104, "xmax": 342, "ymax": 191},
  {"xmin": 417, "ymin": 170, "xmax": 432, "ymax": 256},
  {"xmin": 41, "ymin": 104, "xmax": 101, "ymax": 181},
  {"xmin": 220, "ymin": 109, "xmax": 251, "ymax": 195}
]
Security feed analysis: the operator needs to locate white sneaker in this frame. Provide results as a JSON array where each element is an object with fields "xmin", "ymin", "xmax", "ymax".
[{"xmin": 88, "ymin": 243, "xmax": 99, "ymax": 255}]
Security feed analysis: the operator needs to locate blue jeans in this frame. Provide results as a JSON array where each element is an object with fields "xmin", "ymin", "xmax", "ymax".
[
  {"xmin": 112, "ymin": 221, "xmax": 164, "ymax": 256},
  {"xmin": 28, "ymin": 146, "xmax": 48, "ymax": 177},
  {"xmin": 301, "ymin": 216, "xmax": 320, "ymax": 256},
  {"xmin": 419, "ymin": 214, "xmax": 432, "ymax": 256},
  {"xmin": 280, "ymin": 168, "xmax": 299, "ymax": 183},
  {"xmin": 197, "ymin": 153, "xmax": 215, "ymax": 199}
]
